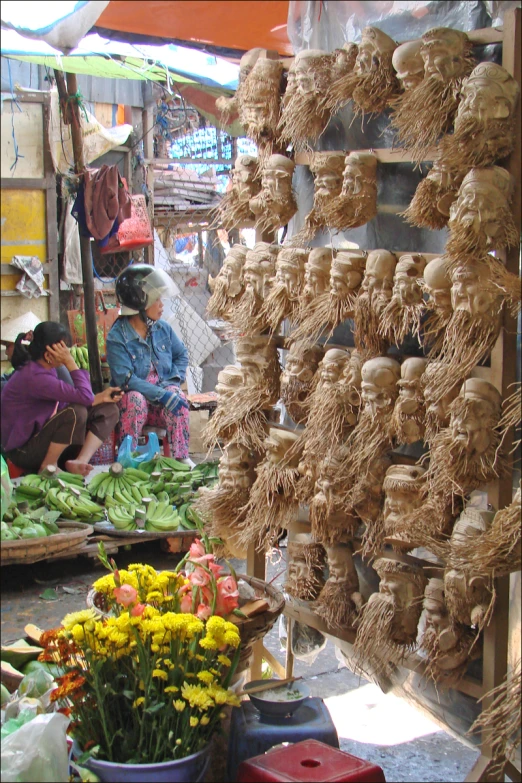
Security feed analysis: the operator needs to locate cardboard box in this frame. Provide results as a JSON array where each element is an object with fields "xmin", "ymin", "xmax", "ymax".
[{"xmin": 189, "ymin": 409, "xmax": 209, "ymax": 454}]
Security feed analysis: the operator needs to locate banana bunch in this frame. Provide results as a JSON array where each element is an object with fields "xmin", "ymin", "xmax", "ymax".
[
  {"xmin": 141, "ymin": 456, "xmax": 191, "ymax": 475},
  {"xmin": 18, "ymin": 468, "xmax": 86, "ymax": 499},
  {"xmin": 46, "ymin": 486, "xmax": 105, "ymax": 522},
  {"xmin": 71, "ymin": 345, "xmax": 90, "ymax": 370},
  {"xmin": 107, "ymin": 504, "xmax": 138, "ymax": 532},
  {"xmin": 143, "ymin": 498, "xmax": 180, "ymax": 533},
  {"xmin": 177, "ymin": 502, "xmax": 202, "ymax": 531},
  {"xmin": 88, "ymin": 464, "xmax": 150, "ymax": 503}
]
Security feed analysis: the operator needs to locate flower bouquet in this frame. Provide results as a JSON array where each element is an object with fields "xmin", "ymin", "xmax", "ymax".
[{"xmin": 38, "ymin": 539, "xmax": 243, "ymax": 776}]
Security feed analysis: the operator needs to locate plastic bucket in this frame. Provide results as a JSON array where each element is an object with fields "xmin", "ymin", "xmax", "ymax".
[{"xmin": 82, "ymin": 745, "xmax": 210, "ymax": 782}]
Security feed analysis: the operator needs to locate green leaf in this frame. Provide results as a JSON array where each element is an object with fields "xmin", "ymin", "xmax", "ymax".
[
  {"xmin": 122, "ymin": 689, "xmax": 135, "ymax": 700},
  {"xmin": 39, "ymin": 588, "xmax": 59, "ymax": 601},
  {"xmin": 144, "ymin": 702, "xmax": 164, "ymax": 715}
]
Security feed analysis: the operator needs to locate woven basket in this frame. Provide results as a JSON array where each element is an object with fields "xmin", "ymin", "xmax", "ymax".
[
  {"xmin": 86, "ymin": 573, "xmax": 284, "ymax": 673},
  {"xmin": 1, "ymin": 521, "xmax": 94, "ymax": 566}
]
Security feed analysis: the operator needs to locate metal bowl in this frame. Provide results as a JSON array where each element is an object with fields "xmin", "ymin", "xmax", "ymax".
[{"xmin": 244, "ymin": 679, "xmax": 311, "ymax": 717}]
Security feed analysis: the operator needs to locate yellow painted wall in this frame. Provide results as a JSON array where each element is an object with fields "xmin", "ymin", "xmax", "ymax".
[{"xmin": 1, "ymin": 190, "xmax": 48, "ymax": 291}]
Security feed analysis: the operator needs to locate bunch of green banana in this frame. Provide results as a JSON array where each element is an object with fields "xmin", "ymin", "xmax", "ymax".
[
  {"xmin": 177, "ymin": 502, "xmax": 204, "ymax": 531},
  {"xmin": 71, "ymin": 345, "xmax": 90, "ymax": 370},
  {"xmin": 140, "ymin": 455, "xmax": 192, "ymax": 475},
  {"xmin": 88, "ymin": 464, "xmax": 151, "ymax": 503},
  {"xmin": 19, "ymin": 468, "xmax": 86, "ymax": 497},
  {"xmin": 142, "ymin": 497, "xmax": 180, "ymax": 533},
  {"xmin": 46, "ymin": 486, "xmax": 105, "ymax": 522},
  {"xmin": 107, "ymin": 504, "xmax": 138, "ymax": 532}
]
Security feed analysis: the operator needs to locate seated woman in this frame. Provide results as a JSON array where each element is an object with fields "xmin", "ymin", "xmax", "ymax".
[
  {"xmin": 1, "ymin": 321, "xmax": 121, "ymax": 476},
  {"xmin": 107, "ymin": 264, "xmax": 191, "ymax": 459}
]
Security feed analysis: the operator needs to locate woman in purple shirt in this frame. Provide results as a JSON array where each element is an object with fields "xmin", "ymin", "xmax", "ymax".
[{"xmin": 1, "ymin": 322, "xmax": 122, "ymax": 476}]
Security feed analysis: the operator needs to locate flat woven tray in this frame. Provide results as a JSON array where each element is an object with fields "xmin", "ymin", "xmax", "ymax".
[
  {"xmin": 92, "ymin": 522, "xmax": 197, "ymax": 540},
  {"xmin": 1, "ymin": 521, "xmax": 94, "ymax": 566}
]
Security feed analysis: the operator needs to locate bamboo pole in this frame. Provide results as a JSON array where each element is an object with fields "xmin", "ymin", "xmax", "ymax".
[{"xmin": 55, "ymin": 70, "xmax": 103, "ymax": 393}]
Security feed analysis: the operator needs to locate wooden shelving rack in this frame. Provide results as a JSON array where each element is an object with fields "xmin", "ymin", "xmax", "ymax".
[{"xmin": 244, "ymin": 9, "xmax": 521, "ymax": 782}]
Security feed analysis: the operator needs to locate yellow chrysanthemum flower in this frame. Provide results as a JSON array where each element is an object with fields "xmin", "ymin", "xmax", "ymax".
[
  {"xmin": 199, "ymin": 636, "xmax": 219, "ymax": 651},
  {"xmin": 165, "ymin": 686, "xmax": 179, "ymax": 694},
  {"xmin": 181, "ymin": 683, "xmax": 214, "ymax": 711},
  {"xmin": 152, "ymin": 669, "xmax": 168, "ymax": 681},
  {"xmin": 173, "ymin": 700, "xmax": 185, "ymax": 712},
  {"xmin": 71, "ymin": 624, "xmax": 85, "ymax": 642},
  {"xmin": 197, "ymin": 671, "xmax": 214, "ymax": 685},
  {"xmin": 190, "ymin": 716, "xmax": 199, "ymax": 727},
  {"xmin": 200, "ymin": 715, "xmax": 210, "ymax": 726},
  {"xmin": 217, "ymin": 654, "xmax": 231, "ymax": 667},
  {"xmin": 61, "ymin": 608, "xmax": 97, "ymax": 631},
  {"xmin": 92, "ymin": 574, "xmax": 116, "ymax": 594},
  {"xmin": 133, "ymin": 697, "xmax": 145, "ymax": 708}
]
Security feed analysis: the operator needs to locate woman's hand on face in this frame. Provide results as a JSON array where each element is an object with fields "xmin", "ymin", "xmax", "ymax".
[
  {"xmin": 45, "ymin": 341, "xmax": 76, "ymax": 370},
  {"xmin": 93, "ymin": 387, "xmax": 123, "ymax": 406}
]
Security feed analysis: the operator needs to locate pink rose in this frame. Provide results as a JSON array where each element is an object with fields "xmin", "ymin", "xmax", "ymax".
[
  {"xmin": 189, "ymin": 567, "xmax": 211, "ymax": 588},
  {"xmin": 197, "ymin": 604, "xmax": 212, "ymax": 620},
  {"xmin": 130, "ymin": 603, "xmax": 146, "ymax": 617},
  {"xmin": 113, "ymin": 584, "xmax": 137, "ymax": 607},
  {"xmin": 180, "ymin": 594, "xmax": 193, "ymax": 613}
]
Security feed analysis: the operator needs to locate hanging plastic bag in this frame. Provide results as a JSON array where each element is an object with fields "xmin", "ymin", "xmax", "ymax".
[
  {"xmin": 1, "ymin": 455, "xmax": 13, "ymax": 522},
  {"xmin": 1, "ymin": 712, "xmax": 70, "ymax": 782},
  {"xmin": 116, "ymin": 432, "xmax": 160, "ymax": 468}
]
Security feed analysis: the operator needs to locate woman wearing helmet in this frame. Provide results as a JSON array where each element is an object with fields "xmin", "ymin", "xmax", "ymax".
[{"xmin": 107, "ymin": 264, "xmax": 191, "ymax": 458}]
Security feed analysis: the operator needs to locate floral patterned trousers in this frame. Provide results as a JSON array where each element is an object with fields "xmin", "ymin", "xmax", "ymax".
[{"xmin": 117, "ymin": 368, "xmax": 190, "ymax": 459}]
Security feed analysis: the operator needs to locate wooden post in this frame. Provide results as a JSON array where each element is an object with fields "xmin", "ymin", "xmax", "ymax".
[
  {"xmin": 142, "ymin": 108, "xmax": 155, "ymax": 265},
  {"xmin": 246, "ymin": 545, "xmax": 266, "ymax": 681},
  {"xmin": 59, "ymin": 70, "xmax": 103, "ymax": 393}
]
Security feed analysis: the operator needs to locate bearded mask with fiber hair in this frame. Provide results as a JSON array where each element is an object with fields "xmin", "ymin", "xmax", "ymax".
[
  {"xmin": 353, "ymin": 249, "xmax": 397, "ymax": 358},
  {"xmin": 422, "ymin": 361, "xmax": 462, "ymax": 446},
  {"xmin": 261, "ymin": 248, "xmax": 308, "ymax": 335},
  {"xmin": 321, "ymin": 153, "xmax": 378, "ymax": 234},
  {"xmin": 293, "ymin": 249, "xmax": 366, "ymax": 347},
  {"xmin": 315, "ymin": 541, "xmax": 364, "ymax": 631},
  {"xmin": 390, "ymin": 357, "xmax": 428, "ymax": 446},
  {"xmin": 310, "ymin": 445, "xmax": 361, "ymax": 545},
  {"xmin": 238, "ymin": 57, "xmax": 284, "ymax": 157},
  {"xmin": 460, "ymin": 486, "xmax": 521, "ymax": 581},
  {"xmin": 439, "ymin": 62, "xmax": 520, "ymax": 170},
  {"xmin": 278, "ymin": 49, "xmax": 336, "ymax": 150},
  {"xmin": 423, "ymin": 381, "xmax": 503, "ymax": 540},
  {"xmin": 390, "ymin": 27, "xmax": 475, "ymax": 164},
  {"xmin": 292, "ymin": 247, "xmax": 333, "ymax": 343},
  {"xmin": 380, "ymin": 254, "xmax": 427, "ymax": 346},
  {"xmin": 402, "ymin": 160, "xmax": 464, "ymax": 231},
  {"xmin": 211, "ymin": 155, "xmax": 260, "ymax": 231},
  {"xmin": 421, "ymin": 256, "xmax": 453, "ymax": 356},
  {"xmin": 285, "ymin": 533, "xmax": 326, "ymax": 601},
  {"xmin": 419, "ymin": 577, "xmax": 475, "ymax": 689},
  {"xmin": 353, "ymin": 557, "xmax": 427, "ymax": 687},
  {"xmin": 250, "ymin": 154, "xmax": 297, "ymax": 234},
  {"xmin": 203, "ymin": 365, "xmax": 262, "ymax": 452},
  {"xmin": 382, "ymin": 464, "xmax": 428, "ymax": 552},
  {"xmin": 326, "ymin": 26, "xmax": 399, "ymax": 117},
  {"xmin": 196, "ymin": 442, "xmax": 257, "ymax": 559},
  {"xmin": 446, "ymin": 166, "xmax": 518, "ymax": 259},
  {"xmin": 299, "ymin": 348, "xmax": 354, "ymax": 467},
  {"xmin": 445, "ymin": 507, "xmax": 495, "ymax": 630},
  {"xmin": 206, "ymin": 244, "xmax": 248, "ymax": 321},
  {"xmin": 428, "ymin": 257, "xmax": 503, "ymax": 401},
  {"xmin": 297, "ymin": 152, "xmax": 346, "ymax": 242},
  {"xmin": 237, "ymin": 426, "xmax": 303, "ymax": 551},
  {"xmin": 339, "ymin": 357, "xmax": 400, "ymax": 524},
  {"xmin": 227, "ymin": 242, "xmax": 279, "ymax": 336},
  {"xmin": 280, "ymin": 342, "xmax": 323, "ymax": 425}
]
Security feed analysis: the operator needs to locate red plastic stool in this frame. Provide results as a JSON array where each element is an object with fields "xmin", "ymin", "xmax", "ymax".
[
  {"xmin": 236, "ymin": 739, "xmax": 386, "ymax": 783},
  {"xmin": 6, "ymin": 459, "xmax": 25, "ymax": 480}
]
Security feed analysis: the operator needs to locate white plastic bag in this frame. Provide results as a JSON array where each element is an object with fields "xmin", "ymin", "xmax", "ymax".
[{"xmin": 1, "ymin": 712, "xmax": 70, "ymax": 782}]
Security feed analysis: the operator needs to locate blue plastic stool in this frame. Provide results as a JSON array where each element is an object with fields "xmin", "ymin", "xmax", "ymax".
[{"xmin": 227, "ymin": 698, "xmax": 339, "ymax": 782}]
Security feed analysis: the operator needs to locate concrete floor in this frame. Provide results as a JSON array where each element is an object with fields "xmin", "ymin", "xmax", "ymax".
[{"xmin": 1, "ymin": 540, "xmax": 480, "ymax": 782}]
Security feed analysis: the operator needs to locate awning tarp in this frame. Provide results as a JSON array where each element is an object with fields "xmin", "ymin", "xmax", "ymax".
[{"xmin": 94, "ymin": 1, "xmax": 292, "ymax": 57}]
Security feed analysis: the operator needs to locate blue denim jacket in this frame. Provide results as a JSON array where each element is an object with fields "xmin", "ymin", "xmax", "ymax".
[{"xmin": 106, "ymin": 317, "xmax": 189, "ymax": 403}]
